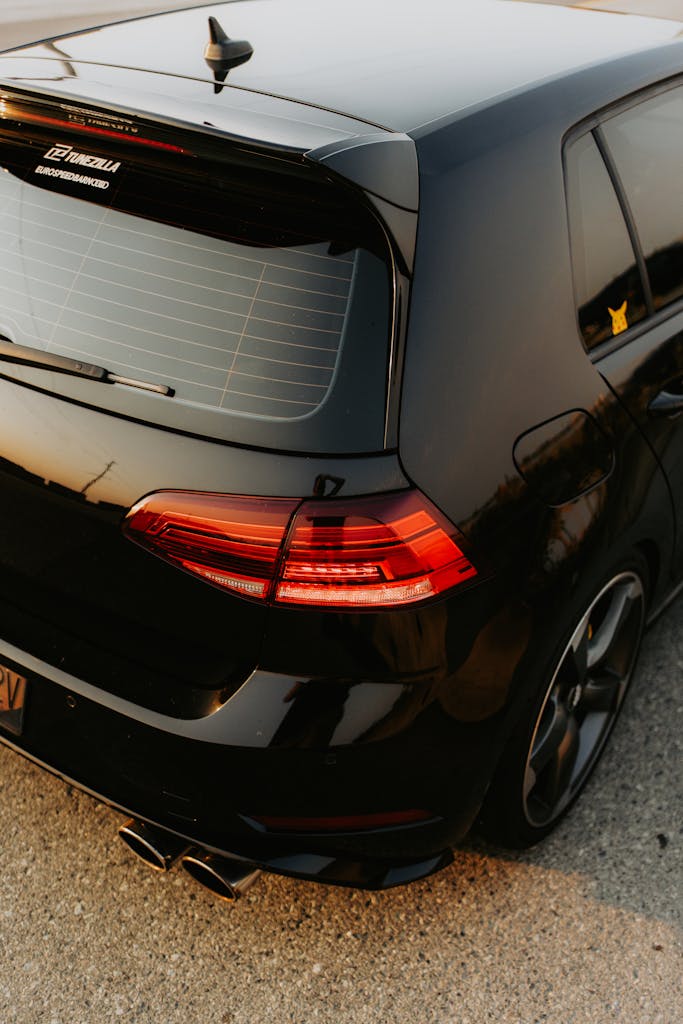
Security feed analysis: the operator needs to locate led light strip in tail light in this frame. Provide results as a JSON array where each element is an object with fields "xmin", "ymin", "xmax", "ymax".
[
  {"xmin": 123, "ymin": 489, "xmax": 477, "ymax": 609},
  {"xmin": 0, "ymin": 99, "xmax": 186, "ymax": 153},
  {"xmin": 123, "ymin": 491, "xmax": 299, "ymax": 600}
]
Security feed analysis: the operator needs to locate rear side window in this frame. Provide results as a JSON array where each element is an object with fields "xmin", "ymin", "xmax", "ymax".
[
  {"xmin": 602, "ymin": 87, "xmax": 683, "ymax": 312},
  {"xmin": 565, "ymin": 132, "xmax": 647, "ymax": 350}
]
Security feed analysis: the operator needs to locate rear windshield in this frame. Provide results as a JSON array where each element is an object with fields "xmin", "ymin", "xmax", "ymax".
[{"xmin": 0, "ymin": 93, "xmax": 392, "ymax": 452}]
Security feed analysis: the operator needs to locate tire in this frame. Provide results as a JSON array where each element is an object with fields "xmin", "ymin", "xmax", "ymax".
[{"xmin": 479, "ymin": 553, "xmax": 648, "ymax": 848}]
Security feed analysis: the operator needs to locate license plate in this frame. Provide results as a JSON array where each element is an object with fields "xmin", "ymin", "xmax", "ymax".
[{"xmin": 0, "ymin": 662, "xmax": 27, "ymax": 735}]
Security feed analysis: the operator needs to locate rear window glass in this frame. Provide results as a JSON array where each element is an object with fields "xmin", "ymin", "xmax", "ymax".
[
  {"xmin": 602, "ymin": 86, "xmax": 683, "ymax": 313},
  {"xmin": 0, "ymin": 97, "xmax": 392, "ymax": 451},
  {"xmin": 565, "ymin": 131, "xmax": 647, "ymax": 349}
]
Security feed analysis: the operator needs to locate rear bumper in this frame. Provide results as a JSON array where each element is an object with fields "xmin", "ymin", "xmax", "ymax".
[{"xmin": 0, "ymin": 632, "xmax": 510, "ymax": 889}]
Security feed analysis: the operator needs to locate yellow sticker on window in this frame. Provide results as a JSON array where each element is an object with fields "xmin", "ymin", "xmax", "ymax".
[{"xmin": 608, "ymin": 301, "xmax": 628, "ymax": 336}]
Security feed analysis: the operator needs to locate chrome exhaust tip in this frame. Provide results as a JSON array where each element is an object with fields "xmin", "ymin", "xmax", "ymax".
[
  {"xmin": 181, "ymin": 851, "xmax": 262, "ymax": 901},
  {"xmin": 118, "ymin": 818, "xmax": 191, "ymax": 872}
]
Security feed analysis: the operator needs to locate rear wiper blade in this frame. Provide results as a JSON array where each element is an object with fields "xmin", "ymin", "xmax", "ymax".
[{"xmin": 0, "ymin": 338, "xmax": 174, "ymax": 397}]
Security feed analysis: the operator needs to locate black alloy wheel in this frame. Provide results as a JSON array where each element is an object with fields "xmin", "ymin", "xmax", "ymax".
[
  {"xmin": 480, "ymin": 560, "xmax": 647, "ymax": 847},
  {"xmin": 522, "ymin": 570, "xmax": 645, "ymax": 828}
]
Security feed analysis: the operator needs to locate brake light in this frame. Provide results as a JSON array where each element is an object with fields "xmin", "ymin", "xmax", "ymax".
[
  {"xmin": 123, "ymin": 489, "xmax": 477, "ymax": 608},
  {"xmin": 1, "ymin": 102, "xmax": 185, "ymax": 152},
  {"xmin": 276, "ymin": 491, "xmax": 476, "ymax": 606}
]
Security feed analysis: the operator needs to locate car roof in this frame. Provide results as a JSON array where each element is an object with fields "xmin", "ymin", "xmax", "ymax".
[{"xmin": 4, "ymin": 0, "xmax": 683, "ymax": 135}]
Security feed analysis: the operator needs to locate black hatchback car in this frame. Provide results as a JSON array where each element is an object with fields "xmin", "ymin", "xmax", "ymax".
[{"xmin": 0, "ymin": 0, "xmax": 681, "ymax": 898}]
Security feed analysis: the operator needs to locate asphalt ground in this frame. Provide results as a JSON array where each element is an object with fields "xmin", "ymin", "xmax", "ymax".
[{"xmin": 0, "ymin": 4, "xmax": 681, "ymax": 1022}]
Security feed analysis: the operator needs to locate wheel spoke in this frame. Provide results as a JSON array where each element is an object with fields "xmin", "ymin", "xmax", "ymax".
[
  {"xmin": 523, "ymin": 570, "xmax": 645, "ymax": 829},
  {"xmin": 568, "ymin": 626, "xmax": 590, "ymax": 686},
  {"xmin": 581, "ymin": 669, "xmax": 621, "ymax": 713},
  {"xmin": 530, "ymin": 698, "xmax": 569, "ymax": 776},
  {"xmin": 542, "ymin": 714, "xmax": 580, "ymax": 812},
  {"xmin": 587, "ymin": 582, "xmax": 638, "ymax": 670}
]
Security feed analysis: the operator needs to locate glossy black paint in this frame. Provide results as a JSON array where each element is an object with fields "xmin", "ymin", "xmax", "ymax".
[
  {"xmin": 513, "ymin": 411, "xmax": 614, "ymax": 508},
  {"xmin": 7, "ymin": 0, "xmax": 682, "ymax": 133},
  {"xmin": 0, "ymin": 1, "xmax": 681, "ymax": 889},
  {"xmin": 0, "ymin": 376, "xmax": 408, "ymax": 716},
  {"xmin": 598, "ymin": 315, "xmax": 683, "ymax": 577}
]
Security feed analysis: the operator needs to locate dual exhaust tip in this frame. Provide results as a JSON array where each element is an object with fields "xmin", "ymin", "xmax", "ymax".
[{"xmin": 118, "ymin": 819, "xmax": 261, "ymax": 902}]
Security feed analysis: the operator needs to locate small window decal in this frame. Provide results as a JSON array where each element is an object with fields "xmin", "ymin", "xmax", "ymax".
[{"xmin": 608, "ymin": 301, "xmax": 628, "ymax": 336}]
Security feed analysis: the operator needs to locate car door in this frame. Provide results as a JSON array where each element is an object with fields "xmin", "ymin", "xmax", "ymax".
[{"xmin": 565, "ymin": 81, "xmax": 683, "ymax": 581}]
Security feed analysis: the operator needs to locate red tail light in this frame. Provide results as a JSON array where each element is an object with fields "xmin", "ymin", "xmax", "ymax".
[
  {"xmin": 123, "ymin": 489, "xmax": 477, "ymax": 608},
  {"xmin": 276, "ymin": 491, "xmax": 477, "ymax": 606},
  {"xmin": 123, "ymin": 491, "xmax": 299, "ymax": 600}
]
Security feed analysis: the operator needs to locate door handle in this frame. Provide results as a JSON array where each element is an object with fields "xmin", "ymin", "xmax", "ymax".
[{"xmin": 648, "ymin": 388, "xmax": 683, "ymax": 419}]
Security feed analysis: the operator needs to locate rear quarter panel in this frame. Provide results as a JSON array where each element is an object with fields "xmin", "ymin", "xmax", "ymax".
[{"xmin": 399, "ymin": 57, "xmax": 680, "ymax": 706}]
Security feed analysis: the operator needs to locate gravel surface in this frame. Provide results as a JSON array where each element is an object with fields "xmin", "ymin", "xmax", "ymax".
[
  {"xmin": 0, "ymin": 599, "xmax": 680, "ymax": 1024},
  {"xmin": 0, "ymin": 4, "xmax": 681, "ymax": 1021}
]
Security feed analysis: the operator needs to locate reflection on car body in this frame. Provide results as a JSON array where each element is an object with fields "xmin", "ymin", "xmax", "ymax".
[{"xmin": 0, "ymin": 0, "xmax": 681, "ymax": 899}]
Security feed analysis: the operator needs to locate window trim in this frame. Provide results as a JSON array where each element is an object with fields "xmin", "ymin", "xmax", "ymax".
[{"xmin": 592, "ymin": 125, "xmax": 654, "ymax": 317}]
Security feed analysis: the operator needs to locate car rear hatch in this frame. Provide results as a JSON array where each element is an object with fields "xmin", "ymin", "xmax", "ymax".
[{"xmin": 0, "ymin": 65, "xmax": 414, "ymax": 715}]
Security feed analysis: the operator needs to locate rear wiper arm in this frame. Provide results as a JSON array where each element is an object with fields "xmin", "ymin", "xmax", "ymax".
[{"xmin": 0, "ymin": 338, "xmax": 174, "ymax": 397}]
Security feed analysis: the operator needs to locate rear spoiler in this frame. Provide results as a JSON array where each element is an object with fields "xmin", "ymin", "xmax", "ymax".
[{"xmin": 0, "ymin": 55, "xmax": 418, "ymax": 270}]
